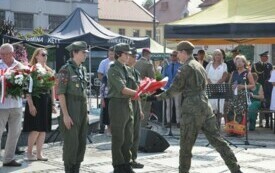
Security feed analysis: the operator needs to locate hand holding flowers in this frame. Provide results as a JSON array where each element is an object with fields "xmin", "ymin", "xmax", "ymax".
[
  {"xmin": 3, "ymin": 68, "xmax": 30, "ymax": 98},
  {"xmin": 29, "ymin": 63, "xmax": 55, "ymax": 97}
]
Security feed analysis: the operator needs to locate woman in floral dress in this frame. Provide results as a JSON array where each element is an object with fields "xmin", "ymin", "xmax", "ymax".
[{"xmin": 226, "ymin": 55, "xmax": 255, "ymax": 135}]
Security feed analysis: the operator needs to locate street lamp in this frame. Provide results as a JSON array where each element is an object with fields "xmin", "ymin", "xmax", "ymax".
[{"xmin": 153, "ymin": 0, "xmax": 156, "ymax": 41}]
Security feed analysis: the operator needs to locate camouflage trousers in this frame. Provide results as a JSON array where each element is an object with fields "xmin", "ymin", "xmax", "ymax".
[{"xmin": 179, "ymin": 94, "xmax": 240, "ymax": 173}]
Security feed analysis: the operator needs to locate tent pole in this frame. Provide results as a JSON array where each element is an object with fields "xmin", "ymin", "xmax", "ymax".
[
  {"xmin": 88, "ymin": 45, "xmax": 92, "ymax": 112},
  {"xmin": 164, "ymin": 39, "xmax": 167, "ymax": 54},
  {"xmin": 162, "ymin": 39, "xmax": 167, "ymax": 127},
  {"xmin": 153, "ymin": 0, "xmax": 156, "ymax": 41}
]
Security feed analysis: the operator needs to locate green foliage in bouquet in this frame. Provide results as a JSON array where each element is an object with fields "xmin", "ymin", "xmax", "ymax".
[
  {"xmin": 155, "ymin": 71, "xmax": 163, "ymax": 81},
  {"xmin": 30, "ymin": 65, "xmax": 55, "ymax": 97}
]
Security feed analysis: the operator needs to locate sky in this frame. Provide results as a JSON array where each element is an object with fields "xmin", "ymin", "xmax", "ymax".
[
  {"xmin": 134, "ymin": 0, "xmax": 202, "ymax": 15},
  {"xmin": 134, "ymin": 0, "xmax": 159, "ymax": 5},
  {"xmin": 134, "ymin": 0, "xmax": 144, "ymax": 5}
]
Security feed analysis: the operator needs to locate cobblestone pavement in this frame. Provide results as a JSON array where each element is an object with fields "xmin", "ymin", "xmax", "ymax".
[{"xmin": 1, "ymin": 121, "xmax": 275, "ymax": 173}]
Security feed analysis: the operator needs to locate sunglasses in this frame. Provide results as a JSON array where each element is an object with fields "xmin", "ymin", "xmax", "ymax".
[{"xmin": 41, "ymin": 53, "xmax": 48, "ymax": 57}]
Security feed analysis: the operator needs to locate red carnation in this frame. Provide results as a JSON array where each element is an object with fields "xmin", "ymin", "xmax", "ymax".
[
  {"xmin": 49, "ymin": 76, "xmax": 55, "ymax": 81},
  {"xmin": 14, "ymin": 71, "xmax": 19, "ymax": 75},
  {"xmin": 23, "ymin": 69, "xmax": 30, "ymax": 74},
  {"xmin": 6, "ymin": 82, "xmax": 12, "ymax": 88}
]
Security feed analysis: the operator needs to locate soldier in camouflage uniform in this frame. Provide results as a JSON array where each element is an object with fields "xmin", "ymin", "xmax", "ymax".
[
  {"xmin": 135, "ymin": 48, "xmax": 155, "ymax": 128},
  {"xmin": 148, "ymin": 41, "xmax": 243, "ymax": 173},
  {"xmin": 127, "ymin": 48, "xmax": 144, "ymax": 169},
  {"xmin": 108, "ymin": 43, "xmax": 137, "ymax": 173},
  {"xmin": 57, "ymin": 41, "xmax": 89, "ymax": 173}
]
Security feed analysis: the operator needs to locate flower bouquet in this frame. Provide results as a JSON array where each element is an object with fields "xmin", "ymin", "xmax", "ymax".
[
  {"xmin": 0, "ymin": 68, "xmax": 31, "ymax": 100},
  {"xmin": 29, "ymin": 64, "xmax": 55, "ymax": 97}
]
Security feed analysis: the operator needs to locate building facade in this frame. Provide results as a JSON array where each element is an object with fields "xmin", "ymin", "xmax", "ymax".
[
  {"xmin": 149, "ymin": 0, "xmax": 202, "ymax": 45},
  {"xmin": 98, "ymin": 0, "xmax": 156, "ymax": 40},
  {"xmin": 0, "ymin": 0, "xmax": 98, "ymax": 34}
]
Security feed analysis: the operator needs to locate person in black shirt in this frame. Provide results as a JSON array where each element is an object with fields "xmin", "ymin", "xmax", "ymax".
[
  {"xmin": 226, "ymin": 47, "xmax": 241, "ymax": 74},
  {"xmin": 195, "ymin": 49, "xmax": 208, "ymax": 68},
  {"xmin": 251, "ymin": 51, "xmax": 273, "ymax": 128}
]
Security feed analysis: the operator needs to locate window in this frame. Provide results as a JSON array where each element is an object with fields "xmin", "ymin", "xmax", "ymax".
[
  {"xmin": 160, "ymin": 2, "xmax": 169, "ymax": 11},
  {"xmin": 49, "ymin": 15, "xmax": 66, "ymax": 30},
  {"xmin": 119, "ymin": 28, "xmax": 125, "ymax": 35},
  {"xmin": 0, "ymin": 10, "xmax": 5, "ymax": 21},
  {"xmin": 14, "ymin": 13, "xmax": 33, "ymax": 30},
  {"xmin": 133, "ymin": 29, "xmax": 140, "ymax": 37},
  {"xmin": 145, "ymin": 30, "xmax": 152, "ymax": 37}
]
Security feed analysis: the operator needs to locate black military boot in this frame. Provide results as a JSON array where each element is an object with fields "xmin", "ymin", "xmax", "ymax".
[
  {"xmin": 123, "ymin": 163, "xmax": 135, "ymax": 173},
  {"xmin": 130, "ymin": 160, "xmax": 144, "ymax": 169},
  {"xmin": 72, "ymin": 163, "xmax": 81, "ymax": 173},
  {"xmin": 74, "ymin": 163, "xmax": 80, "ymax": 173},
  {"xmin": 113, "ymin": 164, "xmax": 127, "ymax": 173},
  {"xmin": 64, "ymin": 164, "xmax": 73, "ymax": 173}
]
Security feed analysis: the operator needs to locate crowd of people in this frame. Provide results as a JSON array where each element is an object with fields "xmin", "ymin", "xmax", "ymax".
[
  {"xmin": 0, "ymin": 43, "xmax": 55, "ymax": 167},
  {"xmin": 1, "ymin": 39, "xmax": 275, "ymax": 173}
]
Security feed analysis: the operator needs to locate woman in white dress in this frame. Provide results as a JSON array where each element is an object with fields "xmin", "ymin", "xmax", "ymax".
[
  {"xmin": 269, "ymin": 69, "xmax": 275, "ymax": 110},
  {"xmin": 206, "ymin": 49, "xmax": 228, "ymax": 124}
]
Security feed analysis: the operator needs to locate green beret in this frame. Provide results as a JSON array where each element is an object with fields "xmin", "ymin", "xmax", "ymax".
[
  {"xmin": 176, "ymin": 41, "xmax": 194, "ymax": 51},
  {"xmin": 114, "ymin": 43, "xmax": 131, "ymax": 54},
  {"xmin": 66, "ymin": 41, "xmax": 89, "ymax": 52}
]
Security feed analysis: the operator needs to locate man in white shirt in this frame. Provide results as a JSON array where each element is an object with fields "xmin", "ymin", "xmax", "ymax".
[
  {"xmin": 0, "ymin": 43, "xmax": 25, "ymax": 167},
  {"xmin": 97, "ymin": 47, "xmax": 115, "ymax": 134}
]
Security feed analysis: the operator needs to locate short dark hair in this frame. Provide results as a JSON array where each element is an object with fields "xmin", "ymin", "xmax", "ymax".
[
  {"xmin": 114, "ymin": 51, "xmax": 123, "ymax": 59},
  {"xmin": 185, "ymin": 49, "xmax": 193, "ymax": 56},
  {"xmin": 198, "ymin": 49, "xmax": 205, "ymax": 54},
  {"xmin": 70, "ymin": 49, "xmax": 81, "ymax": 57},
  {"xmin": 142, "ymin": 50, "xmax": 150, "ymax": 56}
]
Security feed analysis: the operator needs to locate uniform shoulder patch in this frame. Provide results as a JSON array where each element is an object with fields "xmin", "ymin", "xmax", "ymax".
[{"xmin": 58, "ymin": 68, "xmax": 69, "ymax": 85}]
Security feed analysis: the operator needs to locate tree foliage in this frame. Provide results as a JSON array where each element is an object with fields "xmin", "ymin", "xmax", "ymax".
[
  {"xmin": 17, "ymin": 27, "xmax": 46, "ymax": 39},
  {"xmin": 142, "ymin": 0, "xmax": 153, "ymax": 10},
  {"xmin": 0, "ymin": 20, "xmax": 15, "ymax": 36}
]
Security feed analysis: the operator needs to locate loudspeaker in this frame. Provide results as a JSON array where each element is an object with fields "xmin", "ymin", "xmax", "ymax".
[{"xmin": 139, "ymin": 128, "xmax": 170, "ymax": 152}]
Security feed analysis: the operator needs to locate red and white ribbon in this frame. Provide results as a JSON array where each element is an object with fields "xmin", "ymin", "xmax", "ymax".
[
  {"xmin": 0, "ymin": 70, "xmax": 6, "ymax": 103},
  {"xmin": 28, "ymin": 76, "xmax": 33, "ymax": 93}
]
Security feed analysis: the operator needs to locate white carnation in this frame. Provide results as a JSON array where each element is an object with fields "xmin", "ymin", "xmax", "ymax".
[
  {"xmin": 4, "ymin": 71, "xmax": 12, "ymax": 79},
  {"xmin": 36, "ymin": 64, "xmax": 47, "ymax": 75},
  {"xmin": 14, "ymin": 74, "xmax": 24, "ymax": 85}
]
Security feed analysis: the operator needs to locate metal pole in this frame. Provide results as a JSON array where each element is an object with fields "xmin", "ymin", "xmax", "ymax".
[
  {"xmin": 88, "ymin": 45, "xmax": 92, "ymax": 112},
  {"xmin": 153, "ymin": 0, "xmax": 156, "ymax": 41}
]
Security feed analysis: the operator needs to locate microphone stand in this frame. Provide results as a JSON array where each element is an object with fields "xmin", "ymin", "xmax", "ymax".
[{"xmin": 234, "ymin": 77, "xmax": 266, "ymax": 148}]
